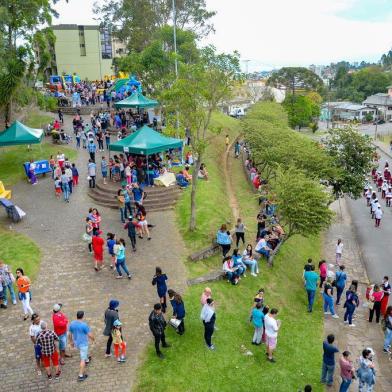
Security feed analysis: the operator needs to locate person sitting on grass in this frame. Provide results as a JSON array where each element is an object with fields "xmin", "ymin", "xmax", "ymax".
[
  {"xmin": 222, "ymin": 256, "xmax": 240, "ymax": 285},
  {"xmin": 255, "ymin": 236, "xmax": 272, "ymax": 260},
  {"xmin": 198, "ymin": 163, "xmax": 209, "ymax": 180},
  {"xmin": 182, "ymin": 165, "xmax": 192, "ymax": 181},
  {"xmin": 242, "ymin": 244, "xmax": 259, "ymax": 276},
  {"xmin": 231, "ymin": 248, "xmax": 246, "ymax": 278}
]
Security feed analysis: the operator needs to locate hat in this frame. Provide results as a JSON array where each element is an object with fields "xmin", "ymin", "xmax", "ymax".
[
  {"xmin": 113, "ymin": 319, "xmax": 122, "ymax": 327},
  {"xmin": 53, "ymin": 303, "xmax": 62, "ymax": 312},
  {"xmin": 109, "ymin": 299, "xmax": 120, "ymax": 310}
]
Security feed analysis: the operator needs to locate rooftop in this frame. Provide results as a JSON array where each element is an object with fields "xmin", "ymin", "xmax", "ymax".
[{"xmin": 52, "ymin": 24, "xmax": 100, "ymax": 30}]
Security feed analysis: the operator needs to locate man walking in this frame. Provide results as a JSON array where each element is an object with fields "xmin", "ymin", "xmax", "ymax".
[
  {"xmin": 0, "ymin": 259, "xmax": 17, "ymax": 307},
  {"xmin": 124, "ymin": 217, "xmax": 137, "ymax": 251},
  {"xmin": 52, "ymin": 303, "xmax": 70, "ymax": 365},
  {"xmin": 200, "ymin": 298, "xmax": 216, "ymax": 350},
  {"xmin": 321, "ymin": 334, "xmax": 339, "ymax": 387},
  {"xmin": 264, "ymin": 308, "xmax": 281, "ymax": 362},
  {"xmin": 69, "ymin": 310, "xmax": 95, "ymax": 382},
  {"xmin": 35, "ymin": 321, "xmax": 61, "ymax": 380},
  {"xmin": 304, "ymin": 265, "xmax": 319, "ymax": 312},
  {"xmin": 88, "ymin": 159, "xmax": 96, "ymax": 189},
  {"xmin": 149, "ymin": 304, "xmax": 170, "ymax": 359},
  {"xmin": 87, "ymin": 139, "xmax": 96, "ymax": 162}
]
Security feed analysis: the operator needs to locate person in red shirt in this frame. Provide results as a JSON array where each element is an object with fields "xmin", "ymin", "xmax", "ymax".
[
  {"xmin": 92, "ymin": 230, "xmax": 105, "ymax": 271},
  {"xmin": 52, "ymin": 304, "xmax": 70, "ymax": 365},
  {"xmin": 369, "ymin": 284, "xmax": 384, "ymax": 323}
]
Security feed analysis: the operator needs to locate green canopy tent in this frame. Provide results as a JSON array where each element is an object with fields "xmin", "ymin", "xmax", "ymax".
[
  {"xmin": 114, "ymin": 92, "xmax": 159, "ymax": 109},
  {"xmin": 109, "ymin": 125, "xmax": 183, "ymax": 183},
  {"xmin": 0, "ymin": 121, "xmax": 44, "ymax": 147}
]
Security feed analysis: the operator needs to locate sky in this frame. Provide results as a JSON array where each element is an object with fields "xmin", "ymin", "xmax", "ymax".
[{"xmin": 54, "ymin": 0, "xmax": 392, "ymax": 71}]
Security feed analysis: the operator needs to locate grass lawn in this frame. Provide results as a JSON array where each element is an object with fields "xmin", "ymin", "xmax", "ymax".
[
  {"xmin": 24, "ymin": 112, "xmax": 54, "ymax": 129},
  {"xmin": 135, "ymin": 113, "xmax": 324, "ymax": 392},
  {"xmin": 0, "ymin": 141, "xmax": 77, "ymax": 187},
  {"xmin": 0, "ymin": 227, "xmax": 41, "ymax": 281}
]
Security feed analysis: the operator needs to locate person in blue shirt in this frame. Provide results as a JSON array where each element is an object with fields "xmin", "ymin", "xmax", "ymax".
[
  {"xmin": 152, "ymin": 267, "xmax": 168, "ymax": 313},
  {"xmin": 216, "ymin": 224, "xmax": 232, "ymax": 257},
  {"xmin": 101, "ymin": 156, "xmax": 108, "ymax": 185},
  {"xmin": 321, "ymin": 334, "xmax": 339, "ymax": 386},
  {"xmin": 121, "ymin": 185, "xmax": 133, "ymax": 219},
  {"xmin": 132, "ymin": 183, "xmax": 145, "ymax": 204},
  {"xmin": 69, "ymin": 311, "xmax": 95, "ymax": 382},
  {"xmin": 304, "ymin": 265, "xmax": 319, "ymax": 312},
  {"xmin": 251, "ymin": 302, "xmax": 265, "ymax": 345},
  {"xmin": 335, "ymin": 265, "xmax": 347, "ymax": 305},
  {"xmin": 173, "ymin": 293, "xmax": 186, "ymax": 335},
  {"xmin": 87, "ymin": 140, "xmax": 96, "ymax": 162},
  {"xmin": 231, "ymin": 248, "xmax": 246, "ymax": 277},
  {"xmin": 106, "ymin": 233, "xmax": 116, "ymax": 269}
]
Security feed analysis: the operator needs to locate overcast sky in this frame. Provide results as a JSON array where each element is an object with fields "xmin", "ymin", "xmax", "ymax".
[{"xmin": 54, "ymin": 0, "xmax": 392, "ymax": 71}]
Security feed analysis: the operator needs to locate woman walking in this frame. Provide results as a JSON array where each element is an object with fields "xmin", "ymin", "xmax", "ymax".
[
  {"xmin": 103, "ymin": 299, "xmax": 120, "ymax": 357},
  {"xmin": 380, "ymin": 276, "xmax": 391, "ymax": 316},
  {"xmin": 343, "ymin": 284, "xmax": 359, "ymax": 327},
  {"xmin": 368, "ymin": 284, "xmax": 383, "ymax": 323},
  {"xmin": 242, "ymin": 244, "xmax": 259, "ymax": 276},
  {"xmin": 251, "ymin": 302, "xmax": 265, "ymax": 345},
  {"xmin": 356, "ymin": 349, "xmax": 376, "ymax": 392},
  {"xmin": 135, "ymin": 202, "xmax": 151, "ymax": 240},
  {"xmin": 323, "ymin": 278, "xmax": 339, "ymax": 319},
  {"xmin": 216, "ymin": 224, "xmax": 232, "ymax": 257},
  {"xmin": 91, "ymin": 208, "xmax": 102, "ymax": 236},
  {"xmin": 114, "ymin": 239, "xmax": 132, "ymax": 279},
  {"xmin": 234, "ymin": 218, "xmax": 246, "ymax": 248},
  {"xmin": 85, "ymin": 217, "xmax": 93, "ymax": 253},
  {"xmin": 335, "ymin": 239, "xmax": 343, "ymax": 265},
  {"xmin": 16, "ymin": 268, "xmax": 34, "ymax": 320},
  {"xmin": 152, "ymin": 267, "xmax": 168, "ymax": 313},
  {"xmin": 200, "ymin": 298, "xmax": 216, "ymax": 350},
  {"xmin": 319, "ymin": 260, "xmax": 327, "ymax": 291},
  {"xmin": 173, "ymin": 293, "xmax": 186, "ymax": 335}
]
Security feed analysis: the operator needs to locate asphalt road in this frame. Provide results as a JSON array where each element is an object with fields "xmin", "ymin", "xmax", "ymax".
[{"xmin": 346, "ymin": 149, "xmax": 392, "ymax": 282}]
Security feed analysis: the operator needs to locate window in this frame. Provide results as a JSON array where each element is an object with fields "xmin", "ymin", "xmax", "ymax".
[
  {"xmin": 100, "ymin": 29, "xmax": 112, "ymax": 59},
  {"xmin": 78, "ymin": 26, "xmax": 86, "ymax": 56}
]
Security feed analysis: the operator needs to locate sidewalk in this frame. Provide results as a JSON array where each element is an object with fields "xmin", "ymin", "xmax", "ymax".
[{"xmin": 323, "ymin": 198, "xmax": 392, "ymax": 391}]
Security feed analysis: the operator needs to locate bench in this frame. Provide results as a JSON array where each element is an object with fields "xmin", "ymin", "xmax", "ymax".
[
  {"xmin": 23, "ymin": 160, "xmax": 52, "ymax": 178},
  {"xmin": 0, "ymin": 198, "xmax": 25, "ymax": 222},
  {"xmin": 0, "ymin": 181, "xmax": 11, "ymax": 199}
]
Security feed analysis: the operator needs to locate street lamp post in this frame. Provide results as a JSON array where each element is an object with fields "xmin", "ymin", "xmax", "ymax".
[{"xmin": 172, "ymin": 0, "xmax": 180, "ymax": 135}]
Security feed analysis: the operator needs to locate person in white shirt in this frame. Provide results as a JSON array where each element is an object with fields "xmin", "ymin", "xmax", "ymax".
[
  {"xmin": 375, "ymin": 205, "xmax": 383, "ymax": 228},
  {"xmin": 29, "ymin": 313, "xmax": 44, "ymax": 375},
  {"xmin": 335, "ymin": 239, "xmax": 343, "ymax": 265},
  {"xmin": 382, "ymin": 181, "xmax": 388, "ymax": 199},
  {"xmin": 264, "ymin": 308, "xmax": 281, "ymax": 363},
  {"xmin": 200, "ymin": 298, "xmax": 216, "ymax": 350},
  {"xmin": 370, "ymin": 198, "xmax": 379, "ymax": 219},
  {"xmin": 365, "ymin": 188, "xmax": 372, "ymax": 206}
]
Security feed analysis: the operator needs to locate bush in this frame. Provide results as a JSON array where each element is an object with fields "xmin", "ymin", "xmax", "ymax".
[{"xmin": 36, "ymin": 93, "xmax": 57, "ymax": 111}]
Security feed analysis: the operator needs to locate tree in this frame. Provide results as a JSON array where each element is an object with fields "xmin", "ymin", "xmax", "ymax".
[
  {"xmin": 282, "ymin": 94, "xmax": 313, "ymax": 129},
  {"xmin": 267, "ymin": 67, "xmax": 324, "ymax": 95},
  {"xmin": 324, "ymin": 126, "xmax": 374, "ymax": 199},
  {"xmin": 116, "ymin": 26, "xmax": 199, "ymax": 94},
  {"xmin": 94, "ymin": 0, "xmax": 215, "ymax": 52},
  {"xmin": 270, "ymin": 166, "xmax": 333, "ymax": 238},
  {"xmin": 161, "ymin": 46, "xmax": 240, "ymax": 230}
]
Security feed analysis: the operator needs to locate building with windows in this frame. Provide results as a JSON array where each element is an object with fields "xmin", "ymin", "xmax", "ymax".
[
  {"xmin": 42, "ymin": 24, "xmax": 125, "ymax": 81},
  {"xmin": 363, "ymin": 87, "xmax": 392, "ymax": 121}
]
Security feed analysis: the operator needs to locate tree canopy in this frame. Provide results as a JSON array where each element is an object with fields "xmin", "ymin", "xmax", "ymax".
[{"xmin": 267, "ymin": 67, "xmax": 324, "ymax": 95}]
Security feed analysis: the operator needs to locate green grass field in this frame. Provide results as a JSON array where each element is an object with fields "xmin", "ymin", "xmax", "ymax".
[
  {"xmin": 135, "ymin": 113, "xmax": 324, "ymax": 392},
  {"xmin": 0, "ymin": 227, "xmax": 41, "ymax": 281},
  {"xmin": 24, "ymin": 112, "xmax": 54, "ymax": 129},
  {"xmin": 0, "ymin": 142, "xmax": 76, "ymax": 187}
]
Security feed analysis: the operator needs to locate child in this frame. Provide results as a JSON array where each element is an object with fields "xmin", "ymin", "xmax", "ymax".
[
  {"xmin": 54, "ymin": 177, "xmax": 62, "ymax": 199},
  {"xmin": 71, "ymin": 163, "xmax": 79, "ymax": 186},
  {"xmin": 106, "ymin": 233, "xmax": 116, "ymax": 269},
  {"xmin": 112, "ymin": 319, "xmax": 126, "ymax": 363}
]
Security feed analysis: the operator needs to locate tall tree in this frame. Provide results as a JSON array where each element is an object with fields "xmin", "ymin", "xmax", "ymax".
[
  {"xmin": 161, "ymin": 46, "xmax": 240, "ymax": 230},
  {"xmin": 282, "ymin": 94, "xmax": 313, "ymax": 129},
  {"xmin": 324, "ymin": 126, "xmax": 374, "ymax": 199},
  {"xmin": 94, "ymin": 0, "xmax": 215, "ymax": 52},
  {"xmin": 267, "ymin": 67, "xmax": 324, "ymax": 95}
]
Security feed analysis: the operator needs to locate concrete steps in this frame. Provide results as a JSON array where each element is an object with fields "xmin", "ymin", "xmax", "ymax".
[{"xmin": 87, "ymin": 181, "xmax": 182, "ymax": 212}]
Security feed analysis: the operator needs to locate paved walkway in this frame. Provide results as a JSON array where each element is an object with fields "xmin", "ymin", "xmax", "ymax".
[
  {"xmin": 0, "ymin": 115, "xmax": 187, "ymax": 391},
  {"xmin": 323, "ymin": 198, "xmax": 392, "ymax": 392}
]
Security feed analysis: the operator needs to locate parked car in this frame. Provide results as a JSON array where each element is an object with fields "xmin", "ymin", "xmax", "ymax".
[{"xmin": 373, "ymin": 119, "xmax": 385, "ymax": 125}]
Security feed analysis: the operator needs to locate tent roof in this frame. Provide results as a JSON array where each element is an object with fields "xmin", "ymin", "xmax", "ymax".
[
  {"xmin": 114, "ymin": 92, "xmax": 159, "ymax": 109},
  {"xmin": 0, "ymin": 121, "xmax": 44, "ymax": 147},
  {"xmin": 109, "ymin": 125, "xmax": 182, "ymax": 155}
]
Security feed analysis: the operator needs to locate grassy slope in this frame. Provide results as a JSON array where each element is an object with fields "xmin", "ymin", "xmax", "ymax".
[
  {"xmin": 135, "ymin": 112, "xmax": 323, "ymax": 392},
  {"xmin": 24, "ymin": 113, "xmax": 53, "ymax": 129},
  {"xmin": 0, "ymin": 228, "xmax": 41, "ymax": 281},
  {"xmin": 0, "ymin": 142, "xmax": 76, "ymax": 187}
]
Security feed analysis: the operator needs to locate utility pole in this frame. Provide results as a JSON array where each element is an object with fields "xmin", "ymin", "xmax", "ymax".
[
  {"xmin": 172, "ymin": 0, "xmax": 180, "ymax": 136},
  {"xmin": 243, "ymin": 59, "xmax": 250, "ymax": 76}
]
